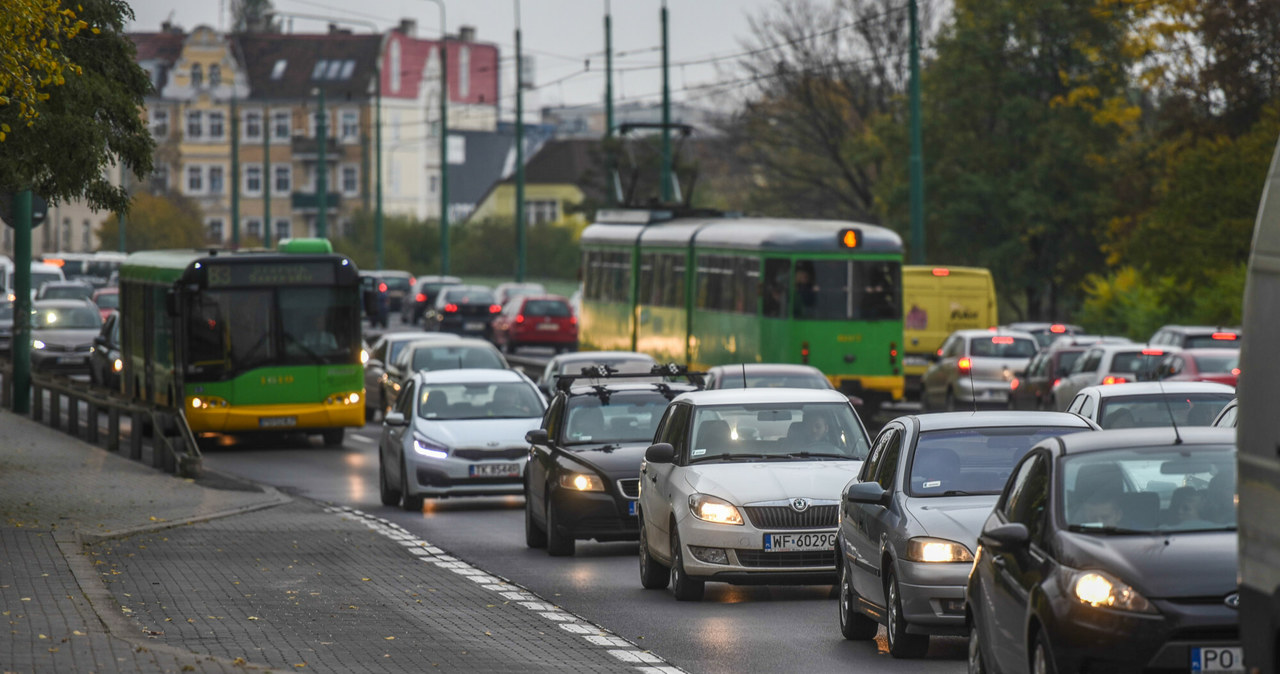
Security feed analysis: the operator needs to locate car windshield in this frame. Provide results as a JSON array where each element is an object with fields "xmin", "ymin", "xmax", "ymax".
[
  {"xmin": 909, "ymin": 425, "xmax": 1086, "ymax": 496},
  {"xmin": 417, "ymin": 381, "xmax": 543, "ymax": 420},
  {"xmin": 42, "ymin": 285, "xmax": 93, "ymax": 300},
  {"xmin": 411, "ymin": 345, "xmax": 504, "ymax": 372},
  {"xmin": 95, "ymin": 292, "xmax": 119, "ymax": 309},
  {"xmin": 564, "ymin": 391, "xmax": 672, "ymax": 445},
  {"xmin": 523, "ymin": 299, "xmax": 571, "ymax": 317},
  {"xmin": 1098, "ymin": 393, "xmax": 1235, "ymax": 429},
  {"xmin": 1191, "ymin": 353, "xmax": 1239, "ymax": 373},
  {"xmin": 689, "ymin": 402, "xmax": 869, "ymax": 461},
  {"xmin": 32, "ymin": 305, "xmax": 101, "ymax": 329},
  {"xmin": 1061, "ymin": 446, "xmax": 1236, "ymax": 533},
  {"xmin": 715, "ymin": 372, "xmax": 832, "ymax": 390},
  {"xmin": 1185, "ymin": 335, "xmax": 1240, "ymax": 349},
  {"xmin": 970, "ymin": 336, "xmax": 1038, "ymax": 358}
]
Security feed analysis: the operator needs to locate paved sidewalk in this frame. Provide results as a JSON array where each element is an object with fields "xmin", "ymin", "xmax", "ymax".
[{"xmin": 0, "ymin": 410, "xmax": 680, "ymax": 673}]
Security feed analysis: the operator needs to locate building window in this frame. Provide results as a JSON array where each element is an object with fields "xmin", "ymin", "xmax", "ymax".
[
  {"xmin": 186, "ymin": 110, "xmax": 202, "ymax": 139},
  {"xmin": 271, "ymin": 59, "xmax": 287, "ymax": 80},
  {"xmin": 208, "ymin": 166, "xmax": 224, "ymax": 194},
  {"xmin": 245, "ymin": 218, "xmax": 262, "ymax": 240},
  {"xmin": 206, "ymin": 218, "xmax": 224, "ymax": 243},
  {"xmin": 82, "ymin": 220, "xmax": 91, "ymax": 250},
  {"xmin": 151, "ymin": 108, "xmax": 169, "ymax": 138},
  {"xmin": 208, "ymin": 111, "xmax": 225, "ymax": 139},
  {"xmin": 190, "ymin": 63, "xmax": 203, "ymax": 88},
  {"xmin": 244, "ymin": 110, "xmax": 262, "ymax": 140},
  {"xmin": 272, "ymin": 110, "xmax": 290, "ymax": 140},
  {"xmin": 341, "ymin": 165, "xmax": 358, "ymax": 195},
  {"xmin": 459, "ymin": 45, "xmax": 471, "ymax": 98},
  {"xmin": 245, "ymin": 165, "xmax": 262, "ymax": 195},
  {"xmin": 273, "ymin": 165, "xmax": 292, "ymax": 192},
  {"xmin": 209, "ymin": 64, "xmax": 221, "ymax": 87},
  {"xmin": 151, "ymin": 164, "xmax": 168, "ymax": 193},
  {"xmin": 186, "ymin": 166, "xmax": 203, "ymax": 193},
  {"xmin": 340, "ymin": 109, "xmax": 358, "ymax": 141},
  {"xmin": 274, "ymin": 219, "xmax": 291, "ymax": 240},
  {"xmin": 528, "ymin": 200, "xmax": 560, "ymax": 225}
]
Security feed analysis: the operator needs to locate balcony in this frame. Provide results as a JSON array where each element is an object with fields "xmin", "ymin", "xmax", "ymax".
[{"xmin": 291, "ymin": 191, "xmax": 342, "ymax": 212}]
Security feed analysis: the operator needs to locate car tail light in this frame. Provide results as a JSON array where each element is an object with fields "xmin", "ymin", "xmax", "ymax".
[
  {"xmin": 1232, "ymin": 367, "xmax": 1241, "ymax": 376},
  {"xmin": 1050, "ymin": 324, "xmax": 1067, "ymax": 334},
  {"xmin": 958, "ymin": 357, "xmax": 972, "ymax": 373},
  {"xmin": 1011, "ymin": 377, "xmax": 1020, "ymax": 391},
  {"xmin": 570, "ymin": 316, "xmax": 577, "ymax": 325},
  {"xmin": 889, "ymin": 341, "xmax": 898, "ymax": 366},
  {"xmin": 515, "ymin": 314, "xmax": 525, "ymax": 324},
  {"xmin": 931, "ymin": 268, "xmax": 950, "ymax": 277},
  {"xmin": 1141, "ymin": 349, "xmax": 1163, "ymax": 356},
  {"xmin": 992, "ymin": 336, "xmax": 1014, "ymax": 344},
  {"xmin": 1212, "ymin": 332, "xmax": 1238, "ymax": 341},
  {"xmin": 415, "ymin": 293, "xmax": 426, "ymax": 303},
  {"xmin": 801, "ymin": 342, "xmax": 810, "ymax": 364},
  {"xmin": 378, "ymin": 282, "xmax": 388, "ymax": 293},
  {"xmin": 489, "ymin": 304, "xmax": 502, "ymax": 314},
  {"xmin": 1102, "ymin": 376, "xmax": 1127, "ymax": 385},
  {"xmin": 444, "ymin": 303, "xmax": 458, "ymax": 313},
  {"xmin": 1053, "ymin": 378, "xmax": 1061, "ymax": 387},
  {"xmin": 937, "ymin": 348, "xmax": 944, "ymax": 357},
  {"xmin": 410, "ymin": 277, "xmax": 416, "ymax": 286}
]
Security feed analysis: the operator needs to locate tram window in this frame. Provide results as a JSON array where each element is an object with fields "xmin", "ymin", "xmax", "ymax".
[
  {"xmin": 735, "ymin": 257, "xmax": 760, "ymax": 314},
  {"xmin": 763, "ymin": 258, "xmax": 790, "ymax": 318},
  {"xmin": 654, "ymin": 253, "xmax": 685, "ymax": 308},
  {"xmin": 852, "ymin": 260, "xmax": 900, "ymax": 320},
  {"xmin": 638, "ymin": 253, "xmax": 655, "ymax": 305}
]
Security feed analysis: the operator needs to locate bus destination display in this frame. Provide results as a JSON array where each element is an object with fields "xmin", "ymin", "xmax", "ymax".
[{"xmin": 205, "ymin": 261, "xmax": 336, "ymax": 287}]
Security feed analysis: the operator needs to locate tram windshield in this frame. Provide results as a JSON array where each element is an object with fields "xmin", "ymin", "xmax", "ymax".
[{"xmin": 792, "ymin": 259, "xmax": 901, "ymax": 321}]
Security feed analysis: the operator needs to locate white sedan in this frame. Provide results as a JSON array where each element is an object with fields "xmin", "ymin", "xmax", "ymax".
[{"xmin": 637, "ymin": 388, "xmax": 871, "ymax": 601}]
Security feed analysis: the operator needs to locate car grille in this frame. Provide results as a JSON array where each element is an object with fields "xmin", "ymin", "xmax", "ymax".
[
  {"xmin": 39, "ymin": 343, "xmax": 91, "ymax": 354},
  {"xmin": 743, "ymin": 505, "xmax": 838, "ymax": 529},
  {"xmin": 735, "ymin": 550, "xmax": 836, "ymax": 568},
  {"xmin": 617, "ymin": 478, "xmax": 640, "ymax": 498},
  {"xmin": 451, "ymin": 447, "xmax": 526, "ymax": 461}
]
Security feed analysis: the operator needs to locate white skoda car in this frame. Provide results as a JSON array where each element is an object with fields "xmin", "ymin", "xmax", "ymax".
[{"xmin": 636, "ymin": 388, "xmax": 871, "ymax": 601}]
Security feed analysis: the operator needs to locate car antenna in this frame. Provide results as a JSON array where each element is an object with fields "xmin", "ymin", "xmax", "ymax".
[
  {"xmin": 741, "ymin": 363, "xmax": 748, "ymax": 388},
  {"xmin": 1155, "ymin": 369, "xmax": 1183, "ymax": 445}
]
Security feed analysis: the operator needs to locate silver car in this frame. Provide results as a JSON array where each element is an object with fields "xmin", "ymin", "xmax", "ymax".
[
  {"xmin": 836, "ymin": 411, "xmax": 1098, "ymax": 658},
  {"xmin": 921, "ymin": 329, "xmax": 1039, "ymax": 411},
  {"xmin": 535, "ymin": 350, "xmax": 657, "ymax": 397},
  {"xmin": 378, "ymin": 368, "xmax": 546, "ymax": 510}
]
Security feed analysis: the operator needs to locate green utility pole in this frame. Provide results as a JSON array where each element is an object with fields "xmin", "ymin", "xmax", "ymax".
[
  {"xmin": 908, "ymin": 0, "xmax": 925, "ymax": 264},
  {"xmin": 231, "ymin": 93, "xmax": 241, "ymax": 249},
  {"xmin": 439, "ymin": 36, "xmax": 449, "ymax": 274},
  {"xmin": 375, "ymin": 57, "xmax": 384, "ymax": 269},
  {"xmin": 659, "ymin": 1, "xmax": 672, "ymax": 203},
  {"xmin": 316, "ymin": 87, "xmax": 328, "ymax": 239},
  {"xmin": 263, "ymin": 105, "xmax": 272, "ymax": 247},
  {"xmin": 604, "ymin": 0, "xmax": 614, "ymax": 205},
  {"xmin": 118, "ymin": 170, "xmax": 127, "ymax": 252},
  {"xmin": 515, "ymin": 0, "xmax": 526, "ymax": 282},
  {"xmin": 12, "ymin": 191, "xmax": 32, "ymax": 413}
]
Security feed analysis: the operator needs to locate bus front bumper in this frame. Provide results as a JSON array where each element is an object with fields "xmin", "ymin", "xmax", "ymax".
[
  {"xmin": 831, "ymin": 375, "xmax": 904, "ymax": 408},
  {"xmin": 187, "ymin": 401, "xmax": 365, "ymax": 433}
]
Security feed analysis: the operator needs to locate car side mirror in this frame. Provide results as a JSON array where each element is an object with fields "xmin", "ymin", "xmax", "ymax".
[
  {"xmin": 384, "ymin": 412, "xmax": 408, "ymax": 427},
  {"xmin": 645, "ymin": 443, "xmax": 676, "ymax": 464},
  {"xmin": 845, "ymin": 481, "xmax": 889, "ymax": 505},
  {"xmin": 525, "ymin": 429, "xmax": 548, "ymax": 445},
  {"xmin": 980, "ymin": 522, "xmax": 1030, "ymax": 549}
]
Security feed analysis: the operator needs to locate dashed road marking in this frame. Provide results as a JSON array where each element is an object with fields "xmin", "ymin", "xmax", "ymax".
[{"xmin": 323, "ymin": 505, "xmax": 683, "ymax": 672}]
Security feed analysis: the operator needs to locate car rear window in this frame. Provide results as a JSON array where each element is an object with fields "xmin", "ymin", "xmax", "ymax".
[
  {"xmin": 1109, "ymin": 351, "xmax": 1167, "ymax": 374},
  {"xmin": 1192, "ymin": 353, "xmax": 1239, "ymax": 374},
  {"xmin": 383, "ymin": 276, "xmax": 412, "ymax": 291},
  {"xmin": 1098, "ymin": 393, "xmax": 1235, "ymax": 429},
  {"xmin": 444, "ymin": 288, "xmax": 496, "ymax": 306},
  {"xmin": 969, "ymin": 336, "xmax": 1037, "ymax": 358},
  {"xmin": 523, "ymin": 299, "xmax": 571, "ymax": 317},
  {"xmin": 412, "ymin": 345, "xmax": 504, "ymax": 371},
  {"xmin": 1185, "ymin": 334, "xmax": 1241, "ymax": 349}
]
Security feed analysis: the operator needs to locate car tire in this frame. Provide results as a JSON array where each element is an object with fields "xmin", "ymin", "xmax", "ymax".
[
  {"xmin": 545, "ymin": 498, "xmax": 575, "ymax": 556},
  {"xmin": 885, "ymin": 567, "xmax": 929, "ymax": 658},
  {"xmin": 945, "ymin": 390, "xmax": 958, "ymax": 412},
  {"xmin": 637, "ymin": 513, "xmax": 669, "ymax": 590},
  {"xmin": 838, "ymin": 551, "xmax": 879, "ymax": 640},
  {"xmin": 1032, "ymin": 631, "xmax": 1058, "ymax": 674},
  {"xmin": 524, "ymin": 485, "xmax": 547, "ymax": 549},
  {"xmin": 321, "ymin": 428, "xmax": 345, "ymax": 447},
  {"xmin": 669, "ymin": 527, "xmax": 704, "ymax": 601},
  {"xmin": 968, "ymin": 615, "xmax": 989, "ymax": 674},
  {"xmin": 400, "ymin": 461, "xmax": 424, "ymax": 512},
  {"xmin": 379, "ymin": 457, "xmax": 400, "ymax": 507}
]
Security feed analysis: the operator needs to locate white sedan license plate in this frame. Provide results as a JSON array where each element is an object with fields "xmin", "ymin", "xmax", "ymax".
[
  {"xmin": 763, "ymin": 532, "xmax": 837, "ymax": 552},
  {"xmin": 464, "ymin": 321, "xmax": 484, "ymax": 331},
  {"xmin": 469, "ymin": 463, "xmax": 520, "ymax": 478},
  {"xmin": 1191, "ymin": 646, "xmax": 1243, "ymax": 673}
]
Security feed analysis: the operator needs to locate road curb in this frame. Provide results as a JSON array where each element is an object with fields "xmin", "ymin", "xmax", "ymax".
[{"xmin": 75, "ymin": 477, "xmax": 293, "ymax": 546}]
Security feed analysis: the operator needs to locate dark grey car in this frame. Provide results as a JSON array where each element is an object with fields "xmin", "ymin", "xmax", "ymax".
[
  {"xmin": 836, "ymin": 411, "xmax": 1098, "ymax": 658},
  {"xmin": 30, "ymin": 299, "xmax": 102, "ymax": 374}
]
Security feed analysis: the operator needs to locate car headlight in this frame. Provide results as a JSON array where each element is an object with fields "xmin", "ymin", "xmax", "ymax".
[
  {"xmin": 325, "ymin": 391, "xmax": 362, "ymax": 405},
  {"xmin": 905, "ymin": 537, "xmax": 974, "ymax": 563},
  {"xmin": 688, "ymin": 493, "xmax": 743, "ymax": 525},
  {"xmin": 1069, "ymin": 569, "xmax": 1156, "ymax": 613},
  {"xmin": 559, "ymin": 472, "xmax": 605, "ymax": 492},
  {"xmin": 360, "ymin": 349, "xmax": 369, "ymax": 364},
  {"xmin": 112, "ymin": 358, "xmax": 123, "ymax": 372},
  {"xmin": 412, "ymin": 435, "xmax": 448, "ymax": 459},
  {"xmin": 189, "ymin": 395, "xmax": 229, "ymax": 410},
  {"xmin": 33, "ymin": 339, "xmax": 46, "ymax": 349}
]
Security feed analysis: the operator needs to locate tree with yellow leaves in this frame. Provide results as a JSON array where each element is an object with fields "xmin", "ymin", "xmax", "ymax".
[{"xmin": 0, "ymin": 0, "xmax": 93, "ymax": 136}]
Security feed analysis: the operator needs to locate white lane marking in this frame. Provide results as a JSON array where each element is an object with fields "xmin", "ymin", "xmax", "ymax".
[
  {"xmin": 351, "ymin": 434, "xmax": 375, "ymax": 444},
  {"xmin": 609, "ymin": 651, "xmax": 663, "ymax": 664}
]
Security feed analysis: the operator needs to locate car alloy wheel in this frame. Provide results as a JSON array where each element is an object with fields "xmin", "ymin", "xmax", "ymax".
[
  {"xmin": 885, "ymin": 567, "xmax": 929, "ymax": 658},
  {"xmin": 378, "ymin": 456, "xmax": 400, "ymax": 506},
  {"xmin": 838, "ymin": 550, "xmax": 878, "ymax": 640},
  {"xmin": 968, "ymin": 619, "xmax": 988, "ymax": 674},
  {"xmin": 668, "ymin": 527, "xmax": 704, "ymax": 601},
  {"xmin": 1033, "ymin": 632, "xmax": 1058, "ymax": 674},
  {"xmin": 638, "ymin": 513, "xmax": 670, "ymax": 589}
]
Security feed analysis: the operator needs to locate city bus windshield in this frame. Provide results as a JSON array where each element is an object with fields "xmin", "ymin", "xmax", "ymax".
[{"xmin": 186, "ymin": 286, "xmax": 359, "ymax": 380}]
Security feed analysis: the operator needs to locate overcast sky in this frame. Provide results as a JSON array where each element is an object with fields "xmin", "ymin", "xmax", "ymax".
[{"xmin": 125, "ymin": 0, "xmax": 785, "ymax": 113}]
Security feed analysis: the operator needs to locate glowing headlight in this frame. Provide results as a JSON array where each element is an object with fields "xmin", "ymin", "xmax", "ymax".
[
  {"xmin": 33, "ymin": 339, "xmax": 46, "ymax": 349},
  {"xmin": 112, "ymin": 358, "xmax": 123, "ymax": 372},
  {"xmin": 559, "ymin": 473, "xmax": 605, "ymax": 492},
  {"xmin": 905, "ymin": 537, "xmax": 974, "ymax": 563},
  {"xmin": 1071, "ymin": 571, "xmax": 1155, "ymax": 613},
  {"xmin": 326, "ymin": 391, "xmax": 362, "ymax": 405},
  {"xmin": 689, "ymin": 494, "xmax": 743, "ymax": 525},
  {"xmin": 360, "ymin": 349, "xmax": 369, "ymax": 364},
  {"xmin": 412, "ymin": 436, "xmax": 448, "ymax": 459},
  {"xmin": 189, "ymin": 396, "xmax": 228, "ymax": 410}
]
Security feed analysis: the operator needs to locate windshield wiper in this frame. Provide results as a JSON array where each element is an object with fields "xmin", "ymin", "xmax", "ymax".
[
  {"xmin": 784, "ymin": 451, "xmax": 852, "ymax": 460},
  {"xmin": 691, "ymin": 452, "xmax": 772, "ymax": 462},
  {"xmin": 1066, "ymin": 524, "xmax": 1148, "ymax": 535}
]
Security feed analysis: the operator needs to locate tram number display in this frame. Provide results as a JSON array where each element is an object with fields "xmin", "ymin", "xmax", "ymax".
[{"xmin": 206, "ymin": 262, "xmax": 336, "ymax": 287}]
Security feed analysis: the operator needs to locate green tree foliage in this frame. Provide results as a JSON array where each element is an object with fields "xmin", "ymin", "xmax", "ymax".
[
  {"xmin": 96, "ymin": 193, "xmax": 205, "ymax": 251},
  {"xmin": 332, "ymin": 210, "xmax": 438, "ymax": 273},
  {"xmin": 232, "ymin": 0, "xmax": 280, "ymax": 34},
  {"xmin": 0, "ymin": 0, "xmax": 153, "ymax": 213}
]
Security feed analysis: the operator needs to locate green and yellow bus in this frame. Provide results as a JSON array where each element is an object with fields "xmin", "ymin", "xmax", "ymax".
[
  {"xmin": 118, "ymin": 239, "xmax": 365, "ymax": 445},
  {"xmin": 579, "ymin": 209, "xmax": 905, "ymax": 410}
]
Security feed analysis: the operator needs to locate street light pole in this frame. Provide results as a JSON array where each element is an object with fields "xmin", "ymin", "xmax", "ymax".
[
  {"xmin": 422, "ymin": 0, "xmax": 449, "ymax": 275},
  {"xmin": 660, "ymin": 0, "xmax": 672, "ymax": 203},
  {"xmin": 604, "ymin": 0, "xmax": 614, "ymax": 206},
  {"xmin": 908, "ymin": 0, "xmax": 925, "ymax": 264},
  {"xmin": 514, "ymin": 0, "xmax": 526, "ymax": 282}
]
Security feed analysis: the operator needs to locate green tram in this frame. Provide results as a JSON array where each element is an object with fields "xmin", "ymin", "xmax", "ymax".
[
  {"xmin": 117, "ymin": 239, "xmax": 365, "ymax": 445},
  {"xmin": 579, "ymin": 209, "xmax": 906, "ymax": 410}
]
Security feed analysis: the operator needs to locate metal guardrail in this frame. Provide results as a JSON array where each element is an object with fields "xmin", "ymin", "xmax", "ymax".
[{"xmin": 0, "ymin": 361, "xmax": 202, "ymax": 478}]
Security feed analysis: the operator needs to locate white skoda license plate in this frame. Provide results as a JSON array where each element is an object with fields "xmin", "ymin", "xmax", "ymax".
[
  {"xmin": 469, "ymin": 463, "xmax": 520, "ymax": 478},
  {"xmin": 464, "ymin": 321, "xmax": 484, "ymax": 331},
  {"xmin": 763, "ymin": 532, "xmax": 837, "ymax": 552},
  {"xmin": 259, "ymin": 416, "xmax": 297, "ymax": 428},
  {"xmin": 1191, "ymin": 646, "xmax": 1243, "ymax": 673}
]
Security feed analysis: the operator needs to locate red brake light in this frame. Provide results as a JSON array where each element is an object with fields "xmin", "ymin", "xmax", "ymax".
[
  {"xmin": 801, "ymin": 341, "xmax": 810, "ymax": 364},
  {"xmin": 937, "ymin": 348, "xmax": 944, "ymax": 356},
  {"xmin": 415, "ymin": 293, "xmax": 426, "ymax": 303},
  {"xmin": 992, "ymin": 336, "xmax": 1014, "ymax": 344},
  {"xmin": 1211, "ymin": 332, "xmax": 1238, "ymax": 341},
  {"xmin": 1232, "ymin": 368, "xmax": 1241, "ymax": 376},
  {"xmin": 570, "ymin": 316, "xmax": 577, "ymax": 325},
  {"xmin": 444, "ymin": 303, "xmax": 458, "ymax": 313},
  {"xmin": 515, "ymin": 314, "xmax": 525, "ymax": 324},
  {"xmin": 958, "ymin": 357, "xmax": 972, "ymax": 373},
  {"xmin": 410, "ymin": 277, "xmax": 416, "ymax": 286},
  {"xmin": 1141, "ymin": 349, "xmax": 1164, "ymax": 356},
  {"xmin": 1050, "ymin": 324, "xmax": 1067, "ymax": 334},
  {"xmin": 1052, "ymin": 378, "xmax": 1061, "ymax": 387},
  {"xmin": 489, "ymin": 304, "xmax": 502, "ymax": 314},
  {"xmin": 931, "ymin": 268, "xmax": 950, "ymax": 277},
  {"xmin": 1010, "ymin": 378, "xmax": 1020, "ymax": 391},
  {"xmin": 378, "ymin": 282, "xmax": 388, "ymax": 293},
  {"xmin": 1102, "ymin": 376, "xmax": 1127, "ymax": 385}
]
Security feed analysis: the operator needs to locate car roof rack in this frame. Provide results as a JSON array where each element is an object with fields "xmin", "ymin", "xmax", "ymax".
[{"xmin": 554, "ymin": 362, "xmax": 706, "ymax": 394}]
